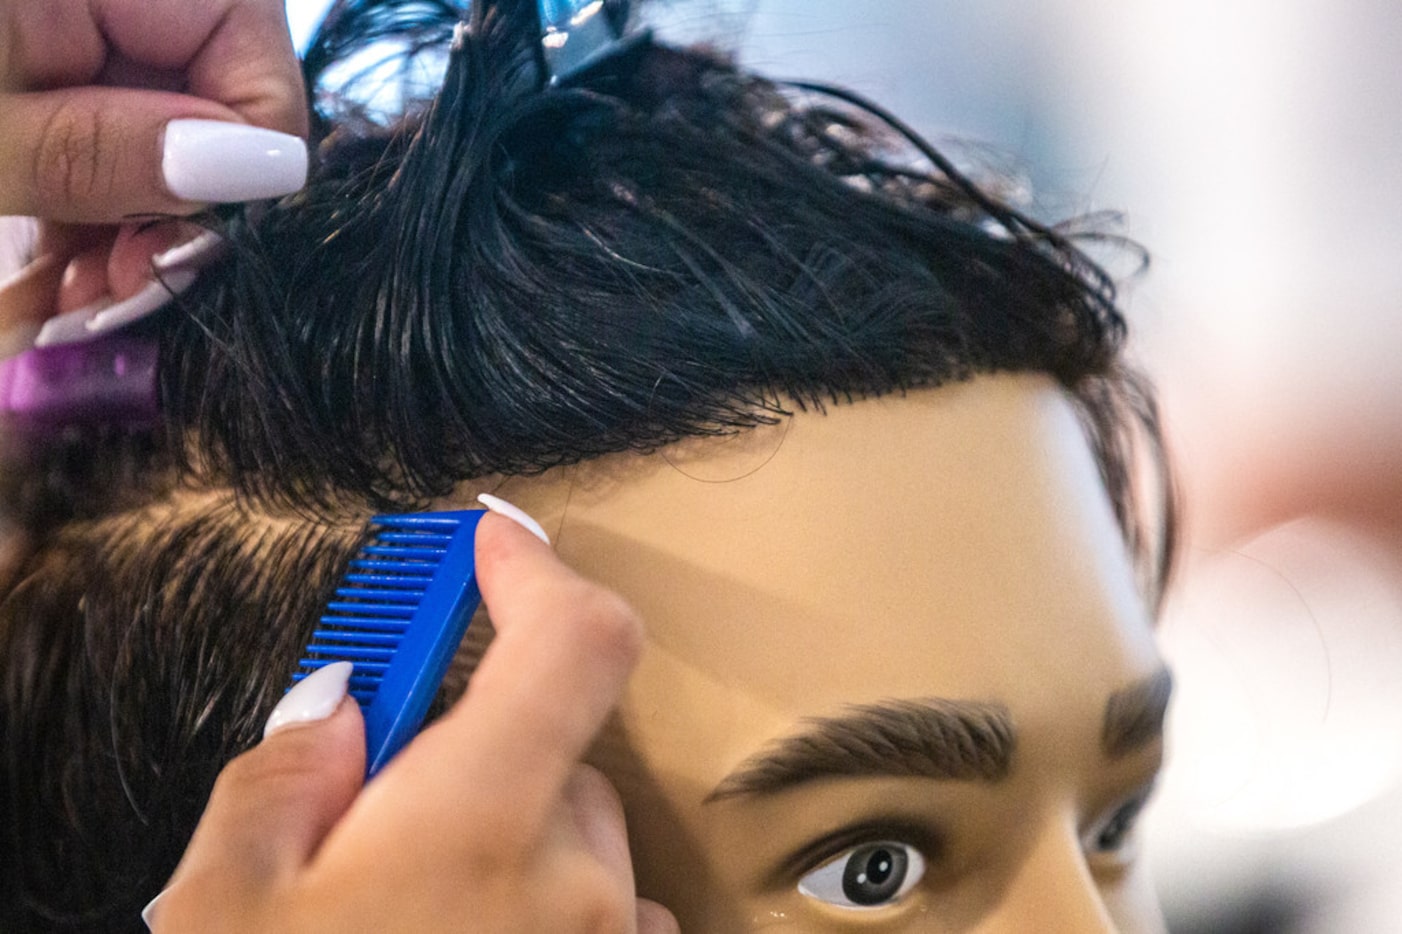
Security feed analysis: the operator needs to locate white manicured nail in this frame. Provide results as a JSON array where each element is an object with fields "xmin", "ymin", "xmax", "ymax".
[
  {"xmin": 477, "ymin": 493, "xmax": 551, "ymax": 545},
  {"xmin": 33, "ymin": 269, "xmax": 198, "ymax": 347},
  {"xmin": 32, "ymin": 299, "xmax": 111, "ymax": 347},
  {"xmin": 86, "ymin": 269, "xmax": 198, "ymax": 336},
  {"xmin": 152, "ymin": 231, "xmax": 227, "ymax": 273},
  {"xmin": 263, "ymin": 661, "xmax": 353, "ymax": 739},
  {"xmin": 162, "ymin": 119, "xmax": 308, "ymax": 203},
  {"xmin": 140, "ymin": 888, "xmax": 167, "ymax": 930},
  {"xmin": 32, "ymin": 231, "xmax": 223, "ymax": 347}
]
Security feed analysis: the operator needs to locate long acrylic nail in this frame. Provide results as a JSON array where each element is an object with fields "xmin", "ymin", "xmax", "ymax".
[
  {"xmin": 85, "ymin": 269, "xmax": 199, "ymax": 336},
  {"xmin": 152, "ymin": 230, "xmax": 227, "ymax": 273},
  {"xmin": 162, "ymin": 120, "xmax": 309, "ymax": 203},
  {"xmin": 264, "ymin": 661, "xmax": 354, "ymax": 739},
  {"xmin": 32, "ymin": 300, "xmax": 111, "ymax": 348},
  {"xmin": 33, "ymin": 269, "xmax": 198, "ymax": 347},
  {"xmin": 140, "ymin": 888, "xmax": 167, "ymax": 930},
  {"xmin": 476, "ymin": 493, "xmax": 551, "ymax": 545}
]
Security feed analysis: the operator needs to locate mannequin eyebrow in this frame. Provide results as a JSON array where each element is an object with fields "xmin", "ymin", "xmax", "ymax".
[
  {"xmin": 1101, "ymin": 666, "xmax": 1174, "ymax": 758},
  {"xmin": 704, "ymin": 698, "xmax": 1014, "ymax": 802}
]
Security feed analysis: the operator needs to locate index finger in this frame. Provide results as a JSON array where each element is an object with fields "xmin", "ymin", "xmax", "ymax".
[{"xmin": 384, "ymin": 512, "xmax": 643, "ymax": 826}]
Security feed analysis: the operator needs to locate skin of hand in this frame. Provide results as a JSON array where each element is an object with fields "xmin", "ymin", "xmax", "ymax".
[
  {"xmin": 147, "ymin": 513, "xmax": 679, "ymax": 934},
  {"xmin": 0, "ymin": 0, "xmax": 307, "ymax": 221},
  {"xmin": 0, "ymin": 0, "xmax": 309, "ymax": 335}
]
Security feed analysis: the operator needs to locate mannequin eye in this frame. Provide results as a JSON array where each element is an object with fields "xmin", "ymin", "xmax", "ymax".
[
  {"xmin": 1084, "ymin": 789, "xmax": 1153, "ymax": 862},
  {"xmin": 797, "ymin": 841, "xmax": 926, "ymax": 909}
]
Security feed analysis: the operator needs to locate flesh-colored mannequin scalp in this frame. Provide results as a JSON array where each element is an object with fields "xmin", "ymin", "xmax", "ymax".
[{"xmin": 443, "ymin": 374, "xmax": 1170, "ymax": 932}]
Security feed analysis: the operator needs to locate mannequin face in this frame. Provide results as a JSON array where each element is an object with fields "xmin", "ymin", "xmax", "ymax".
[{"xmin": 457, "ymin": 374, "xmax": 1169, "ymax": 932}]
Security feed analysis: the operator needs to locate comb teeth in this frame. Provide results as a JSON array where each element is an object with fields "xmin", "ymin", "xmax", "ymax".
[
  {"xmin": 290, "ymin": 509, "xmax": 486, "ymax": 777},
  {"xmin": 295, "ymin": 518, "xmax": 461, "ymax": 705},
  {"xmin": 300, "ymin": 524, "xmax": 431, "ymax": 698}
]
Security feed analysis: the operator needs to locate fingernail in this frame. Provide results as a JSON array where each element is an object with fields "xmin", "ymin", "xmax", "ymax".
[
  {"xmin": 141, "ymin": 888, "xmax": 167, "ymax": 930},
  {"xmin": 31, "ymin": 230, "xmax": 224, "ymax": 348},
  {"xmin": 86, "ymin": 269, "xmax": 199, "ymax": 336},
  {"xmin": 33, "ymin": 269, "xmax": 198, "ymax": 347},
  {"xmin": 32, "ymin": 299, "xmax": 110, "ymax": 348},
  {"xmin": 264, "ymin": 661, "xmax": 354, "ymax": 739},
  {"xmin": 477, "ymin": 493, "xmax": 551, "ymax": 545},
  {"xmin": 162, "ymin": 119, "xmax": 309, "ymax": 203},
  {"xmin": 152, "ymin": 230, "xmax": 227, "ymax": 273}
]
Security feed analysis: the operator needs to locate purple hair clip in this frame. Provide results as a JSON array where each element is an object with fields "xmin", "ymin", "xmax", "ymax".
[
  {"xmin": 0, "ymin": 232, "xmax": 225, "ymax": 435},
  {"xmin": 0, "ymin": 337, "xmax": 159, "ymax": 432}
]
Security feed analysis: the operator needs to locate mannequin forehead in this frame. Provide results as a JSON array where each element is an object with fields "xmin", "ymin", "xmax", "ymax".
[
  {"xmin": 453, "ymin": 374, "xmax": 1167, "ymax": 928},
  {"xmin": 475, "ymin": 373, "xmax": 1161, "ymax": 776}
]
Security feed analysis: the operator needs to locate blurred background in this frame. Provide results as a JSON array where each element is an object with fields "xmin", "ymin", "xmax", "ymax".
[{"xmin": 285, "ymin": 0, "xmax": 1402, "ymax": 929}]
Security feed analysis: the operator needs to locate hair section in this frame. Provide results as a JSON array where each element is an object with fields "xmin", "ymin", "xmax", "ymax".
[{"xmin": 161, "ymin": 0, "xmax": 1167, "ymax": 602}]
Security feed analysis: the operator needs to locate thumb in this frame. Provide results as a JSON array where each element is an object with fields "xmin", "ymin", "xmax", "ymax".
[
  {"xmin": 0, "ymin": 87, "xmax": 307, "ymax": 222},
  {"xmin": 150, "ymin": 664, "xmax": 366, "ymax": 927}
]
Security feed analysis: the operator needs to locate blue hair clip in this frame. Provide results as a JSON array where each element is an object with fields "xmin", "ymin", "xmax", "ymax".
[
  {"xmin": 536, "ymin": 0, "xmax": 647, "ymax": 85},
  {"xmin": 453, "ymin": 0, "xmax": 649, "ymax": 86}
]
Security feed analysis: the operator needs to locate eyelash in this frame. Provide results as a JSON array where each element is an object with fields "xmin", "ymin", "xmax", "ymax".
[
  {"xmin": 797, "ymin": 840, "xmax": 927, "ymax": 910},
  {"xmin": 1083, "ymin": 786, "xmax": 1155, "ymax": 867},
  {"xmin": 779, "ymin": 786, "xmax": 1154, "ymax": 908},
  {"xmin": 782, "ymin": 821, "xmax": 939, "ymax": 912}
]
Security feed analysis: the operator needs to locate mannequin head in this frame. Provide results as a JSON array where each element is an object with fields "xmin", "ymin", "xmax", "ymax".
[
  {"xmin": 452, "ymin": 375, "xmax": 1169, "ymax": 930},
  {"xmin": 0, "ymin": 1, "xmax": 1175, "ymax": 929}
]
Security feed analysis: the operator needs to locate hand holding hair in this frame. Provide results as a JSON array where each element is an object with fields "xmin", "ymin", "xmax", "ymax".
[
  {"xmin": 0, "ymin": 0, "xmax": 310, "ymax": 355},
  {"xmin": 0, "ymin": 0, "xmax": 308, "ymax": 222},
  {"xmin": 145, "ymin": 511, "xmax": 679, "ymax": 934}
]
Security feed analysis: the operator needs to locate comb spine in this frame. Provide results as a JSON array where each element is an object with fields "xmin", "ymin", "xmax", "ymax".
[{"xmin": 360, "ymin": 510, "xmax": 486, "ymax": 776}]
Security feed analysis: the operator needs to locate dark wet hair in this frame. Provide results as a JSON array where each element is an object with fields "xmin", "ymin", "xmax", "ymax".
[
  {"xmin": 0, "ymin": 0, "xmax": 1175, "ymax": 929},
  {"xmin": 167, "ymin": 0, "xmax": 1153, "ymax": 521}
]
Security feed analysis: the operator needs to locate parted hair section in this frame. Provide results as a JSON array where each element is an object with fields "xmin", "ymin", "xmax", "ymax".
[{"xmin": 162, "ymin": 0, "xmax": 1166, "ymax": 589}]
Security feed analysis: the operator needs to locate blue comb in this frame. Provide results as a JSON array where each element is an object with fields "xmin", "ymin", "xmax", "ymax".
[{"xmin": 291, "ymin": 509, "xmax": 486, "ymax": 777}]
